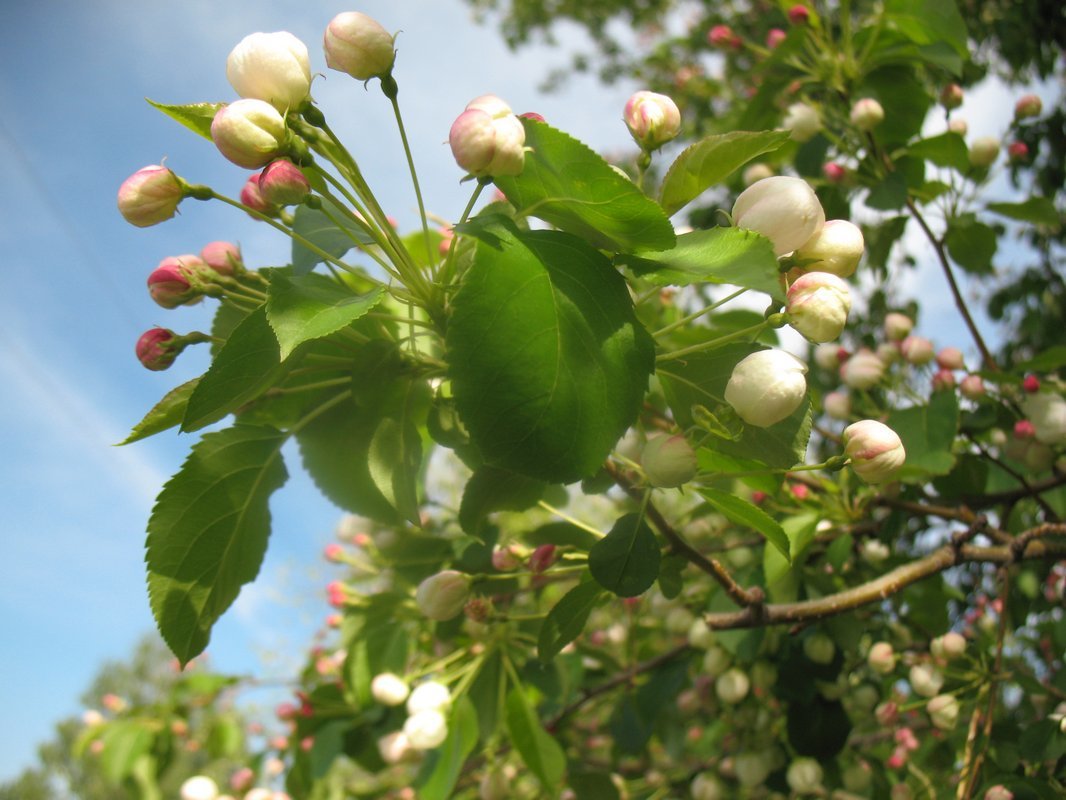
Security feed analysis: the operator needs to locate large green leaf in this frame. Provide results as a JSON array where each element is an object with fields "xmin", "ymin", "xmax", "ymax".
[
  {"xmin": 146, "ymin": 425, "xmax": 289, "ymax": 664},
  {"xmin": 886, "ymin": 0, "xmax": 969, "ymax": 60},
  {"xmin": 588, "ymin": 513, "xmax": 661, "ymax": 597},
  {"xmin": 146, "ymin": 99, "xmax": 222, "ymax": 141},
  {"xmin": 907, "ymin": 132, "xmax": 969, "ymax": 172},
  {"xmin": 417, "ymin": 696, "xmax": 479, "ymax": 800},
  {"xmin": 290, "ymin": 197, "xmax": 376, "ymax": 275},
  {"xmin": 493, "ymin": 119, "xmax": 675, "ymax": 253},
  {"xmin": 699, "ymin": 487, "xmax": 790, "ymax": 561},
  {"xmin": 119, "ymin": 379, "xmax": 200, "ymax": 445},
  {"xmin": 182, "ymin": 306, "xmax": 290, "ymax": 432},
  {"xmin": 617, "ymin": 227, "xmax": 783, "ymax": 302},
  {"xmin": 659, "ymin": 130, "xmax": 791, "ymax": 217},
  {"xmin": 99, "ymin": 720, "xmax": 156, "ymax": 783},
  {"xmin": 885, "ymin": 389, "xmax": 959, "ymax": 480},
  {"xmin": 459, "ymin": 465, "xmax": 546, "ymax": 540},
  {"xmin": 538, "ymin": 580, "xmax": 605, "ymax": 661},
  {"xmin": 986, "ymin": 198, "xmax": 1061, "ymax": 227},
  {"xmin": 946, "ymin": 214, "xmax": 997, "ymax": 274},
  {"xmin": 266, "ymin": 272, "xmax": 384, "ymax": 360},
  {"xmin": 506, "ymin": 687, "xmax": 566, "ymax": 793},
  {"xmin": 448, "ymin": 219, "xmax": 654, "ymax": 483}
]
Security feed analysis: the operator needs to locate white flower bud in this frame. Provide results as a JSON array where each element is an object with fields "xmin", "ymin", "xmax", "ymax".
[
  {"xmin": 732, "ymin": 176, "xmax": 826, "ymax": 256},
  {"xmin": 793, "ymin": 219, "xmax": 865, "ymax": 278},
  {"xmin": 623, "ymin": 90, "xmax": 682, "ymax": 151},
  {"xmin": 849, "ymin": 98, "xmax": 885, "ymax": 131},
  {"xmin": 377, "ymin": 731, "xmax": 411, "ymax": 764},
  {"xmin": 117, "ymin": 165, "xmax": 185, "ymax": 228},
  {"xmin": 861, "ymin": 539, "xmax": 891, "ymax": 564},
  {"xmin": 702, "ymin": 645, "xmax": 731, "ymax": 677},
  {"xmin": 930, "ymin": 632, "xmax": 966, "ymax": 661},
  {"xmin": 323, "ymin": 12, "xmax": 396, "ymax": 81},
  {"xmin": 814, "ymin": 342, "xmax": 843, "ymax": 371},
  {"xmin": 725, "ymin": 349, "xmax": 808, "ymax": 427},
  {"xmin": 824, "ymin": 390, "xmax": 851, "ymax": 421},
  {"xmin": 449, "ymin": 95, "xmax": 526, "ymax": 178},
  {"xmin": 786, "ymin": 757, "xmax": 824, "ymax": 793},
  {"xmin": 641, "ymin": 434, "xmax": 698, "ymax": 487},
  {"xmin": 867, "ymin": 641, "xmax": 897, "ymax": 674},
  {"xmin": 840, "ymin": 350, "xmax": 885, "ymax": 390},
  {"xmin": 688, "ymin": 618, "xmax": 717, "ymax": 650},
  {"xmin": 783, "ymin": 102, "xmax": 822, "ymax": 142},
  {"xmin": 211, "ymin": 99, "xmax": 287, "ymax": 169},
  {"xmin": 404, "ymin": 709, "xmax": 449, "ymax": 750},
  {"xmin": 969, "ymin": 136, "xmax": 1000, "ymax": 168},
  {"xmin": 734, "ymin": 751, "xmax": 772, "ymax": 788},
  {"xmin": 927, "ymin": 694, "xmax": 959, "ymax": 730},
  {"xmin": 416, "ymin": 570, "xmax": 471, "ymax": 621},
  {"xmin": 909, "ymin": 663, "xmax": 945, "ymax": 698},
  {"xmin": 884, "ymin": 312, "xmax": 914, "ymax": 341},
  {"xmin": 690, "ymin": 771, "xmax": 726, "ymax": 800},
  {"xmin": 226, "ymin": 32, "xmax": 311, "ymax": 113},
  {"xmin": 787, "ymin": 271, "xmax": 852, "ymax": 342},
  {"xmin": 742, "ymin": 163, "xmax": 774, "ymax": 186},
  {"xmin": 984, "ymin": 786, "xmax": 1015, "ymax": 800},
  {"xmin": 1022, "ymin": 392, "xmax": 1066, "ymax": 446},
  {"xmin": 371, "ymin": 673, "xmax": 410, "ymax": 706},
  {"xmin": 406, "ymin": 681, "xmax": 452, "ymax": 714},
  {"xmin": 181, "ymin": 776, "xmax": 219, "ymax": 800},
  {"xmin": 715, "ymin": 667, "xmax": 751, "ymax": 704},
  {"xmin": 803, "ymin": 632, "xmax": 835, "ymax": 665},
  {"xmin": 960, "ymin": 375, "xmax": 986, "ymax": 399},
  {"xmin": 666, "ymin": 606, "xmax": 695, "ymax": 635},
  {"xmin": 843, "ymin": 420, "xmax": 906, "ymax": 484},
  {"xmin": 900, "ymin": 335, "xmax": 935, "ymax": 365}
]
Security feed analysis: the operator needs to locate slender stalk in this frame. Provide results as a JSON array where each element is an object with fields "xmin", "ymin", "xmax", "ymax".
[
  {"xmin": 656, "ymin": 319, "xmax": 771, "ymax": 363},
  {"xmin": 388, "ymin": 94, "xmax": 434, "ymax": 266},
  {"xmin": 438, "ymin": 180, "xmax": 488, "ymax": 289},
  {"xmin": 652, "ymin": 287, "xmax": 748, "ymax": 338}
]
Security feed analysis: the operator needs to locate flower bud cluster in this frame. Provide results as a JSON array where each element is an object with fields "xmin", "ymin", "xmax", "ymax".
[
  {"xmin": 624, "ymin": 91, "xmax": 682, "ymax": 151},
  {"xmin": 449, "ymin": 95, "xmax": 527, "ymax": 178}
]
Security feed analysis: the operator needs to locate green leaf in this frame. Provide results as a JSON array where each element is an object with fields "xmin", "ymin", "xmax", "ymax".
[
  {"xmin": 309, "ymin": 720, "xmax": 347, "ymax": 779},
  {"xmin": 417, "ymin": 696, "xmax": 479, "ymax": 800},
  {"xmin": 659, "ymin": 130, "xmax": 791, "ymax": 217},
  {"xmin": 538, "ymin": 580, "xmax": 605, "ymax": 661},
  {"xmin": 494, "ymin": 119, "xmax": 675, "ymax": 253},
  {"xmin": 99, "ymin": 720, "xmax": 155, "ymax": 783},
  {"xmin": 617, "ymin": 227, "xmax": 784, "ymax": 302},
  {"xmin": 1017, "ymin": 345, "xmax": 1066, "ymax": 373},
  {"xmin": 448, "ymin": 219, "xmax": 654, "ymax": 483},
  {"xmin": 118, "ymin": 379, "xmax": 199, "ymax": 445},
  {"xmin": 290, "ymin": 197, "xmax": 376, "ymax": 275},
  {"xmin": 986, "ymin": 198, "xmax": 1061, "ymax": 227},
  {"xmin": 862, "ymin": 216, "xmax": 908, "ymax": 276},
  {"xmin": 146, "ymin": 425, "xmax": 288, "ymax": 665},
  {"xmin": 945, "ymin": 215, "xmax": 997, "ymax": 274},
  {"xmin": 459, "ymin": 465, "xmax": 547, "ymax": 540},
  {"xmin": 506, "ymin": 687, "xmax": 566, "ymax": 791},
  {"xmin": 588, "ymin": 513, "xmax": 661, "ymax": 597},
  {"xmin": 266, "ymin": 272, "xmax": 384, "ymax": 360},
  {"xmin": 886, "ymin": 389, "xmax": 959, "ymax": 480},
  {"xmin": 907, "ymin": 132, "xmax": 970, "ymax": 172},
  {"xmin": 860, "ymin": 66, "xmax": 931, "ymax": 146},
  {"xmin": 145, "ymin": 99, "xmax": 222, "ymax": 140},
  {"xmin": 182, "ymin": 306, "xmax": 289, "ymax": 432},
  {"xmin": 698, "ymin": 487, "xmax": 790, "ymax": 561},
  {"xmin": 886, "ymin": 0, "xmax": 969, "ymax": 60}
]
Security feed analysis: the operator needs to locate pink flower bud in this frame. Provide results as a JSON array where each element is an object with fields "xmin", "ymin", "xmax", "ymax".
[
  {"xmin": 766, "ymin": 28, "xmax": 787, "ymax": 48},
  {"xmin": 240, "ymin": 173, "xmax": 282, "ymax": 217},
  {"xmin": 940, "ymin": 84, "xmax": 964, "ymax": 109},
  {"xmin": 641, "ymin": 434, "xmax": 698, "ymax": 487},
  {"xmin": 908, "ymin": 663, "xmax": 944, "ymax": 697},
  {"xmin": 984, "ymin": 787, "xmax": 1014, "ymax": 800},
  {"xmin": 211, "ymin": 99, "xmax": 288, "ymax": 169},
  {"xmin": 788, "ymin": 4, "xmax": 810, "ymax": 24},
  {"xmin": 868, "ymin": 641, "xmax": 896, "ymax": 674},
  {"xmin": 1022, "ymin": 392, "xmax": 1066, "ymax": 446},
  {"xmin": 725, "ymin": 349, "xmax": 808, "ymax": 427},
  {"xmin": 1023, "ymin": 374, "xmax": 1041, "ymax": 393},
  {"xmin": 843, "ymin": 420, "xmax": 906, "ymax": 484},
  {"xmin": 323, "ymin": 543, "xmax": 344, "ymax": 562},
  {"xmin": 1014, "ymin": 94, "xmax": 1042, "ymax": 120},
  {"xmin": 948, "ymin": 117, "xmax": 968, "ymax": 135},
  {"xmin": 180, "ymin": 776, "xmax": 219, "ymax": 800},
  {"xmin": 229, "ymin": 768, "xmax": 255, "ymax": 793},
  {"xmin": 875, "ymin": 700, "xmax": 899, "ymax": 725},
  {"xmin": 793, "ymin": 219, "xmax": 865, "ymax": 277},
  {"xmin": 226, "ymin": 31, "xmax": 311, "ymax": 113},
  {"xmin": 849, "ymin": 98, "xmax": 885, "ymax": 131},
  {"xmin": 814, "ymin": 342, "xmax": 844, "ymax": 370},
  {"xmin": 715, "ymin": 668, "xmax": 750, "ymax": 704},
  {"xmin": 136, "ymin": 327, "xmax": 180, "ymax": 371},
  {"xmin": 786, "ymin": 271, "xmax": 852, "ymax": 342},
  {"xmin": 147, "ymin": 255, "xmax": 204, "ymax": 309},
  {"xmin": 1014, "ymin": 419, "xmax": 1036, "ymax": 440},
  {"xmin": 325, "ymin": 613, "xmax": 341, "ymax": 627},
  {"xmin": 900, "ymin": 335, "xmax": 935, "ymax": 365},
  {"xmin": 926, "ymin": 694, "xmax": 959, "ymax": 730},
  {"xmin": 930, "ymin": 631, "xmax": 966, "ymax": 661},
  {"xmin": 895, "ymin": 726, "xmax": 919, "ymax": 751},
  {"xmin": 200, "ymin": 241, "xmax": 243, "ymax": 276},
  {"xmin": 932, "ymin": 369, "xmax": 956, "ymax": 392},
  {"xmin": 960, "ymin": 375, "xmax": 985, "ymax": 399},
  {"xmin": 259, "ymin": 159, "xmax": 310, "ymax": 205},
  {"xmin": 968, "ymin": 136, "xmax": 1000, "ymax": 168},
  {"xmin": 624, "ymin": 90, "xmax": 682, "ymax": 151},
  {"xmin": 936, "ymin": 346, "xmax": 965, "ymax": 370},
  {"xmin": 117, "ymin": 165, "xmax": 185, "ymax": 227},
  {"xmin": 782, "ymin": 102, "xmax": 822, "ymax": 142},
  {"xmin": 884, "ymin": 312, "xmax": 913, "ymax": 341},
  {"xmin": 840, "ymin": 350, "xmax": 885, "ymax": 390},
  {"xmin": 529, "ymin": 543, "xmax": 557, "ymax": 574},
  {"xmin": 1008, "ymin": 141, "xmax": 1029, "ymax": 162},
  {"xmin": 707, "ymin": 24, "xmax": 741, "ymax": 49},
  {"xmin": 491, "ymin": 545, "xmax": 521, "ymax": 572},
  {"xmin": 415, "ymin": 570, "xmax": 471, "ymax": 621},
  {"xmin": 370, "ymin": 673, "xmax": 409, "ymax": 706},
  {"xmin": 823, "ymin": 391, "xmax": 851, "ymax": 421},
  {"xmin": 449, "ymin": 95, "xmax": 526, "ymax": 178},
  {"xmin": 323, "ymin": 12, "xmax": 397, "ymax": 81},
  {"xmin": 732, "ymin": 176, "xmax": 825, "ymax": 256},
  {"xmin": 822, "ymin": 162, "xmax": 847, "ymax": 184}
]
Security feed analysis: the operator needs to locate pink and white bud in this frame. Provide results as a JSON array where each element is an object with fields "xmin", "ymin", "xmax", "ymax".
[
  {"xmin": 788, "ymin": 4, "xmax": 811, "ymax": 24},
  {"xmin": 491, "ymin": 545, "xmax": 521, "ymax": 572},
  {"xmin": 786, "ymin": 758, "xmax": 824, "ymax": 793},
  {"xmin": 82, "ymin": 709, "xmax": 104, "ymax": 727},
  {"xmin": 715, "ymin": 668, "xmax": 750, "ymax": 704},
  {"xmin": 782, "ymin": 102, "xmax": 821, "ymax": 142},
  {"xmin": 884, "ymin": 312, "xmax": 914, "ymax": 341},
  {"xmin": 707, "ymin": 25, "xmax": 741, "ymax": 49},
  {"xmin": 377, "ymin": 731, "xmax": 411, "ymax": 764},
  {"xmin": 200, "ymin": 241, "xmax": 243, "ymax": 276},
  {"xmin": 732, "ymin": 176, "xmax": 825, "ymax": 256},
  {"xmin": 449, "ymin": 95, "xmax": 526, "ymax": 178},
  {"xmin": 843, "ymin": 420, "xmax": 906, "ymax": 484},
  {"xmin": 931, "ymin": 631, "xmax": 966, "ymax": 661},
  {"xmin": 960, "ymin": 375, "xmax": 986, "ymax": 399},
  {"xmin": 927, "ymin": 694, "xmax": 959, "ymax": 730},
  {"xmin": 725, "ymin": 349, "xmax": 808, "ymax": 427},
  {"xmin": 117, "ymin": 165, "xmax": 184, "ymax": 227},
  {"xmin": 180, "ymin": 776, "xmax": 220, "ymax": 800},
  {"xmin": 226, "ymin": 32, "xmax": 311, "ymax": 113},
  {"xmin": 908, "ymin": 663, "xmax": 944, "ymax": 697},
  {"xmin": 936, "ymin": 347, "xmax": 965, "ymax": 370},
  {"xmin": 933, "ymin": 369, "xmax": 956, "ymax": 392},
  {"xmin": 968, "ymin": 136, "xmax": 1000, "ymax": 168},
  {"xmin": 804, "ymin": 632, "xmax": 836, "ymax": 665},
  {"xmin": 814, "ymin": 342, "xmax": 844, "ymax": 371},
  {"xmin": 415, "ymin": 570, "xmax": 471, "ymax": 621},
  {"xmin": 742, "ymin": 162, "xmax": 774, "ymax": 186},
  {"xmin": 147, "ymin": 255, "xmax": 204, "ymax": 309},
  {"xmin": 690, "ymin": 772, "xmax": 726, "ymax": 800},
  {"xmin": 323, "ymin": 12, "xmax": 397, "ymax": 81},
  {"xmin": 404, "ymin": 709, "xmax": 448, "ymax": 750},
  {"xmin": 229, "ymin": 768, "xmax": 254, "ymax": 793},
  {"xmin": 875, "ymin": 700, "xmax": 899, "ymax": 725},
  {"xmin": 948, "ymin": 117, "xmax": 968, "ymax": 135},
  {"xmin": 850, "ymin": 98, "xmax": 885, "ymax": 131},
  {"xmin": 259, "ymin": 159, "xmax": 310, "ymax": 205},
  {"xmin": 211, "ymin": 99, "xmax": 288, "ymax": 169},
  {"xmin": 940, "ymin": 84, "xmax": 964, "ymax": 110},
  {"xmin": 406, "ymin": 681, "xmax": 451, "ymax": 715},
  {"xmin": 868, "ymin": 641, "xmax": 897, "ymax": 674},
  {"xmin": 1008, "ymin": 141, "xmax": 1029, "ymax": 162},
  {"xmin": 240, "ymin": 173, "xmax": 282, "ymax": 217},
  {"xmin": 840, "ymin": 350, "xmax": 885, "ymax": 390},
  {"xmin": 766, "ymin": 28, "xmax": 787, "ymax": 49},
  {"xmin": 1022, "ymin": 392, "xmax": 1066, "ymax": 446},
  {"xmin": 529, "ymin": 543, "xmax": 557, "ymax": 574},
  {"xmin": 786, "ymin": 271, "xmax": 851, "ymax": 342},
  {"xmin": 371, "ymin": 673, "xmax": 410, "ymax": 706},
  {"xmin": 877, "ymin": 342, "xmax": 901, "ymax": 364},
  {"xmin": 823, "ymin": 162, "xmax": 848, "ymax": 184},
  {"xmin": 1014, "ymin": 94, "xmax": 1042, "ymax": 120},
  {"xmin": 793, "ymin": 219, "xmax": 865, "ymax": 278},
  {"xmin": 984, "ymin": 787, "xmax": 1014, "ymax": 800},
  {"xmin": 136, "ymin": 327, "xmax": 180, "ymax": 371},
  {"xmin": 641, "ymin": 434, "xmax": 698, "ymax": 487},
  {"xmin": 824, "ymin": 391, "xmax": 851, "ymax": 421},
  {"xmin": 900, "ymin": 335, "xmax": 935, "ymax": 365},
  {"xmin": 624, "ymin": 91, "xmax": 682, "ymax": 151}
]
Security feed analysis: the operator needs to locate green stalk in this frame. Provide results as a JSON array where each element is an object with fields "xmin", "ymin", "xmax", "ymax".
[{"xmin": 656, "ymin": 319, "xmax": 771, "ymax": 363}]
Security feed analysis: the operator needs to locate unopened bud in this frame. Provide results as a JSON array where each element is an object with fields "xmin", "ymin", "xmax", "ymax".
[
  {"xmin": 529, "ymin": 543, "xmax": 557, "ymax": 574},
  {"xmin": 868, "ymin": 641, "xmax": 896, "ymax": 674},
  {"xmin": 850, "ymin": 98, "xmax": 884, "ymax": 131},
  {"xmin": 323, "ymin": 12, "xmax": 397, "ymax": 81},
  {"xmin": 147, "ymin": 255, "xmax": 204, "ymax": 309},
  {"xmin": 240, "ymin": 173, "xmax": 282, "ymax": 217},
  {"xmin": 415, "ymin": 570, "xmax": 471, "ymax": 621},
  {"xmin": 229, "ymin": 768, "xmax": 254, "ymax": 793},
  {"xmin": 259, "ymin": 159, "xmax": 310, "ymax": 205},
  {"xmin": 449, "ymin": 95, "xmax": 526, "ymax": 178},
  {"xmin": 968, "ymin": 136, "xmax": 1000, "ymax": 168},
  {"xmin": 814, "ymin": 342, "xmax": 844, "ymax": 371},
  {"xmin": 960, "ymin": 375, "xmax": 985, "ymax": 399},
  {"xmin": 927, "ymin": 694, "xmax": 959, "ymax": 730},
  {"xmin": 786, "ymin": 758, "xmax": 824, "ymax": 793},
  {"xmin": 707, "ymin": 24, "xmax": 741, "ymax": 50},
  {"xmin": 822, "ymin": 162, "xmax": 847, "ymax": 184},
  {"xmin": 936, "ymin": 346, "xmax": 965, "ymax": 370},
  {"xmin": 909, "ymin": 663, "xmax": 944, "ymax": 697},
  {"xmin": 641, "ymin": 434, "xmax": 698, "ymax": 487},
  {"xmin": 117, "ymin": 165, "xmax": 185, "ymax": 227},
  {"xmin": 782, "ymin": 102, "xmax": 821, "ymax": 142},
  {"xmin": 690, "ymin": 771, "xmax": 726, "ymax": 800},
  {"xmin": 875, "ymin": 700, "xmax": 899, "ymax": 725},
  {"xmin": 948, "ymin": 117, "xmax": 968, "ymax": 135},
  {"xmin": 1022, "ymin": 392, "xmax": 1066, "ymax": 446},
  {"xmin": 766, "ymin": 28, "xmax": 787, "ymax": 49},
  {"xmin": 900, "ymin": 335, "xmax": 935, "ymax": 365},
  {"xmin": 725, "ymin": 349, "xmax": 808, "ymax": 427},
  {"xmin": 788, "ymin": 4, "xmax": 811, "ymax": 25},
  {"xmin": 884, "ymin": 312, "xmax": 913, "ymax": 341},
  {"xmin": 180, "ymin": 776, "xmax": 220, "ymax": 800},
  {"xmin": 211, "ymin": 99, "xmax": 288, "ymax": 169},
  {"xmin": 803, "ymin": 632, "xmax": 836, "ymax": 664},
  {"xmin": 840, "ymin": 350, "xmax": 885, "ymax": 390},
  {"xmin": 843, "ymin": 420, "xmax": 906, "ymax": 484},
  {"xmin": 406, "ymin": 681, "xmax": 451, "ymax": 714},
  {"xmin": 136, "ymin": 327, "xmax": 181, "ymax": 371},
  {"xmin": 491, "ymin": 545, "xmax": 521, "ymax": 572},
  {"xmin": 732, "ymin": 176, "xmax": 825, "ymax": 256},
  {"xmin": 793, "ymin": 219, "xmax": 865, "ymax": 278},
  {"xmin": 377, "ymin": 731, "xmax": 410, "ymax": 764},
  {"xmin": 984, "ymin": 786, "xmax": 1014, "ymax": 800},
  {"xmin": 940, "ymin": 84, "xmax": 964, "ymax": 109},
  {"xmin": 932, "ymin": 369, "xmax": 956, "ymax": 392},
  {"xmin": 1008, "ymin": 141, "xmax": 1029, "ymax": 162},
  {"xmin": 930, "ymin": 631, "xmax": 966, "ymax": 661},
  {"xmin": 1023, "ymin": 374, "xmax": 1040, "ymax": 393},
  {"xmin": 861, "ymin": 539, "xmax": 890, "ymax": 563},
  {"xmin": 715, "ymin": 668, "xmax": 751, "ymax": 704},
  {"xmin": 742, "ymin": 162, "xmax": 774, "ymax": 186},
  {"xmin": 823, "ymin": 391, "xmax": 851, "ymax": 421},
  {"xmin": 200, "ymin": 241, "xmax": 243, "ymax": 276},
  {"xmin": 404, "ymin": 709, "xmax": 448, "ymax": 750},
  {"xmin": 787, "ymin": 271, "xmax": 851, "ymax": 342},
  {"xmin": 1014, "ymin": 94, "xmax": 1042, "ymax": 120},
  {"xmin": 371, "ymin": 673, "xmax": 410, "ymax": 706},
  {"xmin": 624, "ymin": 90, "xmax": 682, "ymax": 151},
  {"xmin": 226, "ymin": 31, "xmax": 311, "ymax": 113}
]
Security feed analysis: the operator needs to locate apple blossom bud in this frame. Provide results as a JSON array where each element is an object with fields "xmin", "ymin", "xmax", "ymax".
[
  {"xmin": 850, "ymin": 98, "xmax": 885, "ymax": 131},
  {"xmin": 259, "ymin": 159, "xmax": 310, "ymax": 205},
  {"xmin": 968, "ymin": 136, "xmax": 1000, "ymax": 168},
  {"xmin": 824, "ymin": 391, "xmax": 851, "ymax": 421},
  {"xmin": 1008, "ymin": 141, "xmax": 1029, "ymax": 162},
  {"xmin": 371, "ymin": 673, "xmax": 410, "ymax": 706},
  {"xmin": 211, "ymin": 99, "xmax": 288, "ymax": 169},
  {"xmin": 666, "ymin": 607, "xmax": 695, "ymax": 635},
  {"xmin": 226, "ymin": 32, "xmax": 311, "ymax": 113},
  {"xmin": 909, "ymin": 663, "xmax": 944, "ymax": 697},
  {"xmin": 449, "ymin": 95, "xmax": 526, "ymax": 177},
  {"xmin": 117, "ymin": 165, "xmax": 185, "ymax": 227},
  {"xmin": 793, "ymin": 219, "xmax": 865, "ymax": 278},
  {"xmin": 200, "ymin": 241, "xmax": 243, "ymax": 276},
  {"xmin": 814, "ymin": 342, "xmax": 843, "ymax": 371},
  {"xmin": 742, "ymin": 162, "xmax": 774, "ymax": 186},
  {"xmin": 1023, "ymin": 374, "xmax": 1040, "ymax": 393},
  {"xmin": 927, "ymin": 694, "xmax": 959, "ymax": 730},
  {"xmin": 82, "ymin": 709, "xmax": 104, "ymax": 727},
  {"xmin": 708, "ymin": 25, "xmax": 741, "ymax": 49},
  {"xmin": 1014, "ymin": 94, "xmax": 1042, "ymax": 120},
  {"xmin": 725, "ymin": 349, "xmax": 808, "ymax": 427},
  {"xmin": 181, "ymin": 776, "xmax": 220, "ymax": 800},
  {"xmin": 804, "ymin": 632, "xmax": 836, "ymax": 665},
  {"xmin": 875, "ymin": 700, "xmax": 899, "ymax": 725},
  {"xmin": 491, "ymin": 545, "xmax": 521, "ymax": 572},
  {"xmin": 147, "ymin": 256, "xmax": 204, "ymax": 309},
  {"xmin": 641, "ymin": 434, "xmax": 698, "ymax": 487},
  {"xmin": 624, "ymin": 91, "xmax": 682, "ymax": 151},
  {"xmin": 782, "ymin": 102, "xmax": 821, "ymax": 142},
  {"xmin": 323, "ymin": 12, "xmax": 397, "ymax": 81},
  {"xmin": 884, "ymin": 312, "xmax": 914, "ymax": 341},
  {"xmin": 900, "ymin": 335, "xmax": 935, "ymax": 365},
  {"xmin": 323, "ymin": 543, "xmax": 344, "ymax": 562},
  {"xmin": 136, "ymin": 327, "xmax": 180, "ymax": 371},
  {"xmin": 787, "ymin": 271, "xmax": 852, "ymax": 342},
  {"xmin": 840, "ymin": 350, "xmax": 885, "ymax": 390},
  {"xmin": 240, "ymin": 173, "xmax": 281, "ymax": 217},
  {"xmin": 936, "ymin": 347, "xmax": 965, "ymax": 370},
  {"xmin": 868, "ymin": 641, "xmax": 896, "ymax": 674},
  {"xmin": 734, "ymin": 751, "xmax": 772, "ymax": 788},
  {"xmin": 404, "ymin": 709, "xmax": 448, "ymax": 750},
  {"xmin": 229, "ymin": 768, "xmax": 254, "ymax": 793},
  {"xmin": 688, "ymin": 618, "xmax": 716, "ymax": 650},
  {"xmin": 786, "ymin": 758, "xmax": 823, "ymax": 793},
  {"xmin": 245, "ymin": 790, "xmax": 272, "ymax": 800},
  {"xmin": 702, "ymin": 645, "xmax": 731, "ymax": 677},
  {"xmin": 984, "ymin": 787, "xmax": 1014, "ymax": 800},
  {"xmin": 416, "ymin": 570, "xmax": 471, "ymax": 621},
  {"xmin": 377, "ymin": 731, "xmax": 410, "ymax": 764},
  {"xmin": 960, "ymin": 375, "xmax": 986, "ymax": 399},
  {"xmin": 529, "ymin": 543, "xmax": 557, "ymax": 574},
  {"xmin": 843, "ymin": 420, "xmax": 906, "ymax": 484},
  {"xmin": 932, "ymin": 369, "xmax": 956, "ymax": 392},
  {"xmin": 948, "ymin": 117, "xmax": 968, "ymax": 135},
  {"xmin": 1022, "ymin": 392, "xmax": 1066, "ymax": 446},
  {"xmin": 1014, "ymin": 419, "xmax": 1036, "ymax": 440},
  {"xmin": 788, "ymin": 5, "xmax": 810, "ymax": 24},
  {"xmin": 940, "ymin": 84, "xmax": 964, "ymax": 109},
  {"xmin": 715, "ymin": 668, "xmax": 751, "ymax": 704},
  {"xmin": 930, "ymin": 631, "xmax": 966, "ymax": 661},
  {"xmin": 766, "ymin": 28, "xmax": 787, "ymax": 48},
  {"xmin": 406, "ymin": 681, "xmax": 451, "ymax": 714},
  {"xmin": 861, "ymin": 539, "xmax": 890, "ymax": 563},
  {"xmin": 690, "ymin": 771, "xmax": 725, "ymax": 800},
  {"xmin": 823, "ymin": 162, "xmax": 847, "ymax": 184},
  {"xmin": 733, "ymin": 176, "xmax": 825, "ymax": 256}
]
